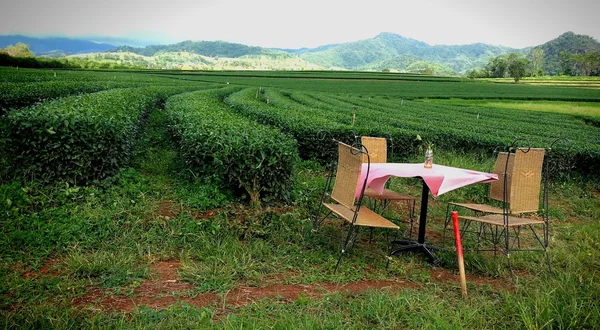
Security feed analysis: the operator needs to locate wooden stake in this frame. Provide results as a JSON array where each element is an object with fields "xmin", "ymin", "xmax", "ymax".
[{"xmin": 452, "ymin": 211, "xmax": 468, "ymax": 298}]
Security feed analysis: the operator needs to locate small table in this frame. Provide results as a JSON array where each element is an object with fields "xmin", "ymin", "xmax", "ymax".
[{"xmin": 358, "ymin": 163, "xmax": 498, "ymax": 261}]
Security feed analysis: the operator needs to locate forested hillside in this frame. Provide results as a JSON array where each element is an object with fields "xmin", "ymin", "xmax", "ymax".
[
  {"xmin": 0, "ymin": 35, "xmax": 114, "ymax": 56},
  {"xmin": 112, "ymin": 40, "xmax": 288, "ymax": 58},
  {"xmin": 299, "ymin": 33, "xmax": 521, "ymax": 74},
  {"xmin": 2, "ymin": 32, "xmax": 599, "ymax": 75},
  {"xmin": 537, "ymin": 32, "xmax": 600, "ymax": 75}
]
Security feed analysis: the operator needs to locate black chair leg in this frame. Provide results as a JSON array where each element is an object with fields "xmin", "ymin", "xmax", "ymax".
[
  {"xmin": 544, "ymin": 250, "xmax": 552, "ymax": 273},
  {"xmin": 442, "ymin": 204, "xmax": 452, "ymax": 246},
  {"xmin": 507, "ymin": 253, "xmax": 516, "ymax": 281},
  {"xmin": 334, "ymin": 225, "xmax": 359, "ymax": 273}
]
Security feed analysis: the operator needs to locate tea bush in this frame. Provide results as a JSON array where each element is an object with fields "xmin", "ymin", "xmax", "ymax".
[
  {"xmin": 166, "ymin": 87, "xmax": 298, "ymax": 207},
  {"xmin": 2, "ymin": 86, "xmax": 203, "ymax": 183}
]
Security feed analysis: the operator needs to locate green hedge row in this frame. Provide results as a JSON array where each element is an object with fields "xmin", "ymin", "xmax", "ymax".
[
  {"xmin": 1, "ymin": 86, "xmax": 203, "ymax": 183},
  {"xmin": 0, "ymin": 81, "xmax": 128, "ymax": 116},
  {"xmin": 166, "ymin": 88, "xmax": 298, "ymax": 207},
  {"xmin": 0, "ymin": 72, "xmax": 209, "ymax": 116},
  {"xmin": 225, "ymin": 88, "xmax": 414, "ymax": 163},
  {"xmin": 225, "ymin": 88, "xmax": 599, "ymax": 177}
]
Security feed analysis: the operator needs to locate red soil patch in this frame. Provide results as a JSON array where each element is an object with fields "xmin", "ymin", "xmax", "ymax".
[
  {"xmin": 154, "ymin": 200, "xmax": 180, "ymax": 219},
  {"xmin": 71, "ymin": 260, "xmax": 513, "ymax": 314},
  {"xmin": 152, "ymin": 199, "xmax": 227, "ymax": 221},
  {"xmin": 19, "ymin": 259, "xmax": 61, "ymax": 279},
  {"xmin": 192, "ymin": 208, "xmax": 223, "ymax": 220}
]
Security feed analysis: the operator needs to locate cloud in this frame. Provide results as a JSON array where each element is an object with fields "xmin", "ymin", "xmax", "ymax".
[{"xmin": 1, "ymin": 0, "xmax": 598, "ymax": 48}]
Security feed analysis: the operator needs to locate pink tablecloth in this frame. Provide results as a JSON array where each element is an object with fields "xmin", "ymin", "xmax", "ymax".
[{"xmin": 358, "ymin": 163, "xmax": 498, "ymax": 198}]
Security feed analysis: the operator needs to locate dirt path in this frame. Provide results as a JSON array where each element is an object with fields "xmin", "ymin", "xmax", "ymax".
[{"xmin": 70, "ymin": 260, "xmax": 512, "ymax": 314}]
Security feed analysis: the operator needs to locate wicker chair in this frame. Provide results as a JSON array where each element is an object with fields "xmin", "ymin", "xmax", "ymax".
[
  {"xmin": 447, "ymin": 145, "xmax": 549, "ymax": 275},
  {"xmin": 446, "ymin": 151, "xmax": 514, "ymax": 217},
  {"xmin": 316, "ymin": 141, "xmax": 400, "ymax": 272},
  {"xmin": 360, "ymin": 136, "xmax": 417, "ymax": 235}
]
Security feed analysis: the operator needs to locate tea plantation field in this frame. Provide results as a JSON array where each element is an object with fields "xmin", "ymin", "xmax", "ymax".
[{"xmin": 1, "ymin": 67, "xmax": 599, "ymax": 328}]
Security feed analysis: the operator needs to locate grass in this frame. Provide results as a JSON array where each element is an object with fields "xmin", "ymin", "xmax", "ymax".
[
  {"xmin": 2, "ymin": 142, "xmax": 599, "ymax": 328},
  {"xmin": 420, "ymin": 99, "xmax": 600, "ymax": 117},
  {"xmin": 1, "ymin": 88, "xmax": 600, "ymax": 328}
]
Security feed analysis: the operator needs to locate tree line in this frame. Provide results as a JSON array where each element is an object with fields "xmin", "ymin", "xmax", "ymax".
[
  {"xmin": 468, "ymin": 48, "xmax": 600, "ymax": 81},
  {"xmin": 0, "ymin": 43, "xmax": 145, "ymax": 70}
]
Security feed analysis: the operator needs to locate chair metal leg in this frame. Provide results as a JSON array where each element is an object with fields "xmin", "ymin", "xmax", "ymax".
[
  {"xmin": 313, "ymin": 210, "xmax": 332, "ymax": 229},
  {"xmin": 334, "ymin": 224, "xmax": 360, "ymax": 273},
  {"xmin": 408, "ymin": 199, "xmax": 416, "ymax": 239},
  {"xmin": 544, "ymin": 249, "xmax": 552, "ymax": 273},
  {"xmin": 385, "ymin": 229, "xmax": 397, "ymax": 269},
  {"xmin": 442, "ymin": 204, "xmax": 452, "ymax": 246},
  {"xmin": 507, "ymin": 253, "xmax": 516, "ymax": 280}
]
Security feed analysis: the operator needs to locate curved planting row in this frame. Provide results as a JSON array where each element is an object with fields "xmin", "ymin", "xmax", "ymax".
[
  {"xmin": 1, "ymin": 85, "xmax": 209, "ymax": 183},
  {"xmin": 166, "ymin": 88, "xmax": 298, "ymax": 207},
  {"xmin": 0, "ymin": 67, "xmax": 182, "ymax": 84},
  {"xmin": 0, "ymin": 81, "xmax": 131, "ymax": 116},
  {"xmin": 322, "ymin": 94, "xmax": 600, "ymax": 174},
  {"xmin": 226, "ymin": 88, "xmax": 360, "ymax": 162},
  {"xmin": 0, "ymin": 76, "xmax": 209, "ymax": 116},
  {"xmin": 226, "ymin": 87, "xmax": 600, "ymax": 176}
]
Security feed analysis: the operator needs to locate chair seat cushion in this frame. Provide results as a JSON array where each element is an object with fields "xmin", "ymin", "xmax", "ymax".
[
  {"xmin": 323, "ymin": 203, "xmax": 400, "ymax": 229},
  {"xmin": 459, "ymin": 214, "xmax": 545, "ymax": 227},
  {"xmin": 365, "ymin": 187, "xmax": 416, "ymax": 201}
]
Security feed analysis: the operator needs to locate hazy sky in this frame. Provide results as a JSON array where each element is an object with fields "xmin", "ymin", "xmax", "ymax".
[{"xmin": 1, "ymin": 0, "xmax": 598, "ymax": 48}]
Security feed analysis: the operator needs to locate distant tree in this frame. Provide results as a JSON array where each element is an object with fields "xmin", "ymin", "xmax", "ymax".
[
  {"xmin": 485, "ymin": 55, "xmax": 508, "ymax": 78},
  {"xmin": 507, "ymin": 53, "xmax": 529, "ymax": 82},
  {"xmin": 530, "ymin": 48, "xmax": 545, "ymax": 76},
  {"xmin": 572, "ymin": 52, "xmax": 600, "ymax": 76},
  {"xmin": 467, "ymin": 68, "xmax": 488, "ymax": 79},
  {"xmin": 0, "ymin": 42, "xmax": 34, "ymax": 57},
  {"xmin": 559, "ymin": 51, "xmax": 575, "ymax": 75}
]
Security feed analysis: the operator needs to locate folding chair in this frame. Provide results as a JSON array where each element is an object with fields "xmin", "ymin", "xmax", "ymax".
[
  {"xmin": 315, "ymin": 141, "xmax": 400, "ymax": 272},
  {"xmin": 448, "ymin": 142, "xmax": 550, "ymax": 275},
  {"xmin": 442, "ymin": 149, "xmax": 513, "ymax": 242},
  {"xmin": 360, "ymin": 136, "xmax": 417, "ymax": 236}
]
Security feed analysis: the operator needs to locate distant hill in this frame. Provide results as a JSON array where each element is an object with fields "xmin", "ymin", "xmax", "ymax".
[
  {"xmin": 111, "ymin": 40, "xmax": 289, "ymax": 58},
  {"xmin": 2, "ymin": 32, "xmax": 599, "ymax": 74},
  {"xmin": 299, "ymin": 33, "xmax": 429, "ymax": 69},
  {"xmin": 297, "ymin": 32, "xmax": 521, "ymax": 73},
  {"xmin": 271, "ymin": 44, "xmax": 340, "ymax": 55},
  {"xmin": 536, "ymin": 32, "xmax": 600, "ymax": 75},
  {"xmin": 0, "ymin": 35, "xmax": 115, "ymax": 56},
  {"xmin": 66, "ymin": 51, "xmax": 324, "ymax": 71}
]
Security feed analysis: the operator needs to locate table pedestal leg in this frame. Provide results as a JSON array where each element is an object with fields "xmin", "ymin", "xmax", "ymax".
[{"xmin": 390, "ymin": 180, "xmax": 439, "ymax": 262}]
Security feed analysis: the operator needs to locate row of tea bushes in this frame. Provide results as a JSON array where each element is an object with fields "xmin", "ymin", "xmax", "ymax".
[
  {"xmin": 166, "ymin": 88, "xmax": 298, "ymax": 207},
  {"xmin": 318, "ymin": 93, "xmax": 600, "ymax": 176},
  {"xmin": 1, "ymin": 86, "xmax": 204, "ymax": 183},
  {"xmin": 0, "ymin": 67, "xmax": 182, "ymax": 84},
  {"xmin": 226, "ymin": 87, "xmax": 599, "ymax": 177},
  {"xmin": 225, "ymin": 88, "xmax": 416, "ymax": 163},
  {"xmin": 0, "ymin": 77, "xmax": 206, "ymax": 116},
  {"xmin": 0, "ymin": 81, "xmax": 130, "ymax": 116}
]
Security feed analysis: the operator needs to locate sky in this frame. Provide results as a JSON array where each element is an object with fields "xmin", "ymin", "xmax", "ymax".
[{"xmin": 1, "ymin": 0, "xmax": 599, "ymax": 49}]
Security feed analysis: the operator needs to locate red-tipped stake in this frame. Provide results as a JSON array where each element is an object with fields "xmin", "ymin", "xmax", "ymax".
[{"xmin": 452, "ymin": 211, "xmax": 468, "ymax": 298}]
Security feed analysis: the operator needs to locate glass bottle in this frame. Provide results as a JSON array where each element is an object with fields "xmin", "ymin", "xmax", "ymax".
[{"xmin": 424, "ymin": 148, "xmax": 433, "ymax": 168}]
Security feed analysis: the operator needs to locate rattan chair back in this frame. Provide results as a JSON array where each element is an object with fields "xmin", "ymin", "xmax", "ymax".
[
  {"xmin": 331, "ymin": 142, "xmax": 362, "ymax": 210},
  {"xmin": 508, "ymin": 148, "xmax": 545, "ymax": 214},
  {"xmin": 360, "ymin": 137, "xmax": 387, "ymax": 163},
  {"xmin": 489, "ymin": 152, "xmax": 514, "ymax": 202}
]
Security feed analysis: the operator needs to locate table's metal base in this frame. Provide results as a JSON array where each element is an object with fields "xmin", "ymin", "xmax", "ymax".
[{"xmin": 390, "ymin": 240, "xmax": 440, "ymax": 262}]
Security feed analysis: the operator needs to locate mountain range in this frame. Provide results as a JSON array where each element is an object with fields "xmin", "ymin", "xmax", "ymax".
[
  {"xmin": 1, "ymin": 32, "xmax": 599, "ymax": 75},
  {"xmin": 0, "ymin": 35, "xmax": 114, "ymax": 57}
]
